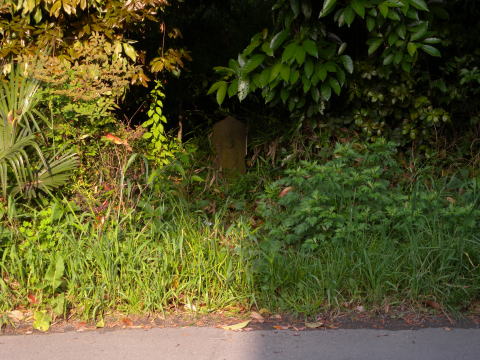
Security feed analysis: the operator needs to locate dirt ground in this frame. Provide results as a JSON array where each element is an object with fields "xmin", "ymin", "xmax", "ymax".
[{"xmin": 2, "ymin": 305, "xmax": 479, "ymax": 336}]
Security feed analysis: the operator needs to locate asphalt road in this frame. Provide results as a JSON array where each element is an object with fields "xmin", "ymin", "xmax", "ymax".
[{"xmin": 1, "ymin": 327, "xmax": 479, "ymax": 360}]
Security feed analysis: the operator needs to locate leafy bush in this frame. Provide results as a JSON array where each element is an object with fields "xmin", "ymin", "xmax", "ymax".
[{"xmin": 258, "ymin": 140, "xmax": 479, "ymax": 252}]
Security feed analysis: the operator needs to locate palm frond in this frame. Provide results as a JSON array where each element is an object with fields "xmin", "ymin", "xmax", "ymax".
[
  {"xmin": 13, "ymin": 152, "xmax": 79, "ymax": 198},
  {"xmin": 0, "ymin": 62, "xmax": 78, "ymax": 200}
]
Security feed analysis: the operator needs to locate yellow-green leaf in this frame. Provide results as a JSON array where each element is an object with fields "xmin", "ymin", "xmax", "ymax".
[
  {"xmin": 33, "ymin": 311, "xmax": 51, "ymax": 332},
  {"xmin": 123, "ymin": 43, "xmax": 137, "ymax": 62},
  {"xmin": 222, "ymin": 320, "xmax": 251, "ymax": 331}
]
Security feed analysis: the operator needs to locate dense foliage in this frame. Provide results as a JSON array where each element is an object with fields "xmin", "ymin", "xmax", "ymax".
[{"xmin": 0, "ymin": 0, "xmax": 479, "ymax": 329}]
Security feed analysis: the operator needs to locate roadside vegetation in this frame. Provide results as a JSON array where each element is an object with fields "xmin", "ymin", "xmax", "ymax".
[{"xmin": 0, "ymin": 0, "xmax": 479, "ymax": 330}]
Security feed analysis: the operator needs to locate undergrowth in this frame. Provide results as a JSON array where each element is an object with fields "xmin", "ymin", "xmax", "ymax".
[{"xmin": 0, "ymin": 140, "xmax": 479, "ymax": 323}]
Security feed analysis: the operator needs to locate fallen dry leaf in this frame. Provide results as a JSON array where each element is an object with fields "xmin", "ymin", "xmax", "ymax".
[
  {"xmin": 250, "ymin": 311, "xmax": 264, "ymax": 322},
  {"xmin": 425, "ymin": 300, "xmax": 442, "ymax": 310},
  {"xmin": 27, "ymin": 294, "xmax": 38, "ymax": 304},
  {"xmin": 184, "ymin": 303, "xmax": 197, "ymax": 311},
  {"xmin": 122, "ymin": 318, "xmax": 134, "ymax": 327},
  {"xmin": 446, "ymin": 197, "xmax": 456, "ymax": 204},
  {"xmin": 271, "ymin": 314, "xmax": 282, "ymax": 320},
  {"xmin": 305, "ymin": 322, "xmax": 324, "ymax": 329},
  {"xmin": 258, "ymin": 308, "xmax": 270, "ymax": 316},
  {"xmin": 273, "ymin": 325, "xmax": 290, "ymax": 330},
  {"xmin": 7, "ymin": 310, "xmax": 25, "ymax": 322},
  {"xmin": 222, "ymin": 320, "xmax": 251, "ymax": 331},
  {"xmin": 278, "ymin": 186, "xmax": 294, "ymax": 198},
  {"xmin": 355, "ymin": 305, "xmax": 366, "ymax": 313},
  {"xmin": 292, "ymin": 326, "xmax": 306, "ymax": 331}
]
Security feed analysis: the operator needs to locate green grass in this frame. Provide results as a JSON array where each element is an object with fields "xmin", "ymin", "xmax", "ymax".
[
  {"xmin": 0, "ymin": 150, "xmax": 479, "ymax": 320},
  {"xmin": 0, "ymin": 199, "xmax": 254, "ymax": 319},
  {"xmin": 253, "ymin": 229, "xmax": 480, "ymax": 314}
]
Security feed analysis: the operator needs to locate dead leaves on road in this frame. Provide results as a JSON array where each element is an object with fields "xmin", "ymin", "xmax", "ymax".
[{"xmin": 221, "ymin": 320, "xmax": 251, "ymax": 331}]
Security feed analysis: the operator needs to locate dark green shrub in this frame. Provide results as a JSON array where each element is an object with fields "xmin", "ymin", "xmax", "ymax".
[{"xmin": 258, "ymin": 140, "xmax": 479, "ymax": 251}]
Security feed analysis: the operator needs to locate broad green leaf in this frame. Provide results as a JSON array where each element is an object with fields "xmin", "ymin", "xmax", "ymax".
[
  {"xmin": 388, "ymin": 10, "xmax": 401, "ymax": 21},
  {"xmin": 367, "ymin": 38, "xmax": 383, "ymax": 55},
  {"xmin": 366, "ymin": 17, "xmax": 375, "ymax": 32},
  {"xmin": 282, "ymin": 42, "xmax": 299, "ymax": 62},
  {"xmin": 302, "ymin": 1, "xmax": 312, "ymax": 19},
  {"xmin": 270, "ymin": 62, "xmax": 283, "ymax": 82},
  {"xmin": 207, "ymin": 81, "xmax": 223, "ymax": 95},
  {"xmin": 396, "ymin": 24, "xmax": 407, "ymax": 39},
  {"xmin": 318, "ymin": 45, "xmax": 337, "ymax": 59},
  {"xmin": 409, "ymin": 0, "xmax": 429, "ymax": 12},
  {"xmin": 290, "ymin": 70, "xmax": 300, "ymax": 84},
  {"xmin": 329, "ymin": 77, "xmax": 341, "ymax": 95},
  {"xmin": 321, "ymin": 83, "xmax": 332, "ymax": 100},
  {"xmin": 243, "ymin": 38, "xmax": 261, "ymax": 56},
  {"xmin": 52, "ymin": 293, "xmax": 65, "ymax": 316},
  {"xmin": 402, "ymin": 61, "xmax": 412, "ymax": 72},
  {"xmin": 258, "ymin": 68, "xmax": 271, "ymax": 87},
  {"xmin": 343, "ymin": 7, "xmax": 356, "ymax": 26},
  {"xmin": 407, "ymin": 42, "xmax": 417, "ymax": 56},
  {"xmin": 242, "ymin": 54, "xmax": 266, "ymax": 73},
  {"xmin": 351, "ymin": 0, "xmax": 365, "ymax": 18},
  {"xmin": 406, "ymin": 7, "xmax": 420, "ymax": 20},
  {"xmin": 303, "ymin": 76, "xmax": 311, "ymax": 93},
  {"xmin": 379, "ymin": 2, "xmax": 389, "ymax": 18},
  {"xmin": 280, "ymin": 88, "xmax": 289, "ymax": 103},
  {"xmin": 325, "ymin": 61, "xmax": 337, "ymax": 72},
  {"xmin": 394, "ymin": 51, "xmax": 403, "ymax": 64},
  {"xmin": 213, "ymin": 66, "xmax": 235, "ymax": 75},
  {"xmin": 420, "ymin": 45, "xmax": 441, "ymax": 57},
  {"xmin": 228, "ymin": 79, "xmax": 239, "ymax": 97},
  {"xmin": 262, "ymin": 41, "xmax": 274, "ymax": 56},
  {"xmin": 383, "ymin": 53, "xmax": 394, "ymax": 65},
  {"xmin": 316, "ymin": 63, "xmax": 328, "ymax": 81},
  {"xmin": 319, "ymin": 0, "xmax": 337, "ymax": 18},
  {"xmin": 336, "ymin": 68, "xmax": 346, "ymax": 86},
  {"xmin": 388, "ymin": 32, "xmax": 399, "ymax": 46},
  {"xmin": 270, "ymin": 30, "xmax": 289, "ymax": 50},
  {"xmin": 303, "ymin": 39, "xmax": 318, "ymax": 58},
  {"xmin": 238, "ymin": 54, "xmax": 247, "ymax": 67},
  {"xmin": 280, "ymin": 64, "xmax": 291, "ymax": 82},
  {"xmin": 216, "ymin": 81, "xmax": 227, "ymax": 105},
  {"xmin": 304, "ymin": 59, "xmax": 314, "ymax": 78},
  {"xmin": 45, "ymin": 255, "xmax": 64, "ymax": 291},
  {"xmin": 295, "ymin": 47, "xmax": 306, "ymax": 65},
  {"xmin": 410, "ymin": 22, "xmax": 428, "ymax": 41},
  {"xmin": 340, "ymin": 55, "xmax": 353, "ymax": 74},
  {"xmin": 290, "ymin": 0, "xmax": 300, "ymax": 17},
  {"xmin": 311, "ymin": 87, "xmax": 321, "ymax": 102},
  {"xmin": 338, "ymin": 42, "xmax": 347, "ymax": 55},
  {"xmin": 423, "ymin": 37, "xmax": 441, "ymax": 44}
]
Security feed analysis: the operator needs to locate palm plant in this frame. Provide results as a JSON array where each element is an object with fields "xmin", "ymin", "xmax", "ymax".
[{"xmin": 0, "ymin": 64, "xmax": 78, "ymax": 199}]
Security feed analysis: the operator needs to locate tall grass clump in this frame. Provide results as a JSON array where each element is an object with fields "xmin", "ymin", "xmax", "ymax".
[
  {"xmin": 0, "ymin": 191, "xmax": 254, "ymax": 319},
  {"xmin": 255, "ymin": 140, "xmax": 480, "ymax": 314}
]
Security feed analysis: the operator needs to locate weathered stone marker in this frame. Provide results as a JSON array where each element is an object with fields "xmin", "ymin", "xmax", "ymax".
[{"xmin": 211, "ymin": 116, "xmax": 247, "ymax": 176}]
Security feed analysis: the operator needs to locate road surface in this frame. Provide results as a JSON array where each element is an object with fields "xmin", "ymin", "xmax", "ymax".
[{"xmin": 1, "ymin": 327, "xmax": 479, "ymax": 360}]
